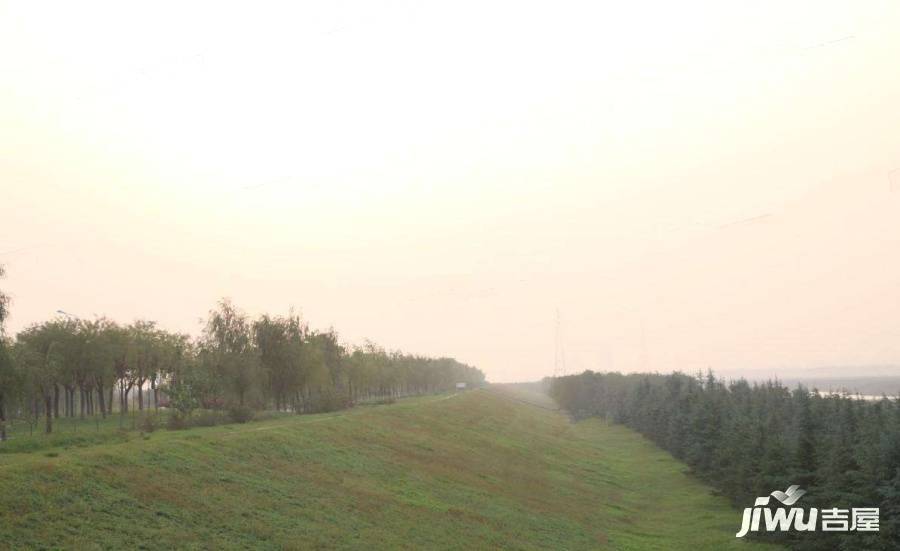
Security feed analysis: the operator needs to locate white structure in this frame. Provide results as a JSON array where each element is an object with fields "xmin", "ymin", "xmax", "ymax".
[{"xmin": 455, "ymin": 382, "xmax": 467, "ymax": 390}]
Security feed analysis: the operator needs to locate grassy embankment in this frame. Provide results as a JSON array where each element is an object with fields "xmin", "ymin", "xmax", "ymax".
[{"xmin": 0, "ymin": 388, "xmax": 779, "ymax": 550}]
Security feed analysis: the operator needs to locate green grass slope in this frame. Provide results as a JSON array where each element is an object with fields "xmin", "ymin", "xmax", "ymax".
[{"xmin": 0, "ymin": 389, "xmax": 778, "ymax": 550}]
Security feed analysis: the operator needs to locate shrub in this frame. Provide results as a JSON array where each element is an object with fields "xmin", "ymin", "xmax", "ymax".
[
  {"xmin": 166, "ymin": 409, "xmax": 230, "ymax": 430},
  {"xmin": 228, "ymin": 405, "xmax": 255, "ymax": 424},
  {"xmin": 190, "ymin": 410, "xmax": 228, "ymax": 427},
  {"xmin": 138, "ymin": 413, "xmax": 159, "ymax": 433},
  {"xmin": 167, "ymin": 414, "xmax": 188, "ymax": 431},
  {"xmin": 304, "ymin": 389, "xmax": 351, "ymax": 414},
  {"xmin": 200, "ymin": 397, "xmax": 226, "ymax": 410},
  {"xmin": 165, "ymin": 381, "xmax": 199, "ymax": 418}
]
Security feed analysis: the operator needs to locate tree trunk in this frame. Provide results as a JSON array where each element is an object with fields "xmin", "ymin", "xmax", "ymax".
[
  {"xmin": 53, "ymin": 385, "xmax": 60, "ymax": 418},
  {"xmin": 121, "ymin": 383, "xmax": 133, "ymax": 413},
  {"xmin": 137, "ymin": 379, "xmax": 144, "ymax": 411},
  {"xmin": 44, "ymin": 396, "xmax": 53, "ymax": 434},
  {"xmin": 0, "ymin": 393, "xmax": 6, "ymax": 442},
  {"xmin": 97, "ymin": 382, "xmax": 107, "ymax": 419}
]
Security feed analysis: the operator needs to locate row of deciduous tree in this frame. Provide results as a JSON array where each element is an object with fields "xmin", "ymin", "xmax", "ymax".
[
  {"xmin": 0, "ymin": 295, "xmax": 485, "ymax": 438},
  {"xmin": 549, "ymin": 370, "xmax": 900, "ymax": 550}
]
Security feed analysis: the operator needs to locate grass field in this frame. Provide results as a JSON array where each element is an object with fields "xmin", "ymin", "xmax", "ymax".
[{"xmin": 0, "ymin": 388, "xmax": 779, "ymax": 550}]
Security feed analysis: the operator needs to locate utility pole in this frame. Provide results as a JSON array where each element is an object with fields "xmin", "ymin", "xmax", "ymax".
[
  {"xmin": 640, "ymin": 319, "xmax": 647, "ymax": 372},
  {"xmin": 554, "ymin": 308, "xmax": 566, "ymax": 378}
]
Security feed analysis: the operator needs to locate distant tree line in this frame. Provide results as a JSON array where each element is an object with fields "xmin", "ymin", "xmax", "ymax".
[
  {"xmin": 550, "ymin": 370, "xmax": 900, "ymax": 550},
  {"xmin": 0, "ymin": 288, "xmax": 484, "ymax": 437}
]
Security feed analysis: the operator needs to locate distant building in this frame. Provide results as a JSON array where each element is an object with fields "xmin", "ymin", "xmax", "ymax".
[{"xmin": 455, "ymin": 382, "xmax": 467, "ymax": 390}]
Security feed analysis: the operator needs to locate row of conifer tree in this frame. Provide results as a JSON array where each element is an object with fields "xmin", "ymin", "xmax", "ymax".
[{"xmin": 549, "ymin": 370, "xmax": 900, "ymax": 549}]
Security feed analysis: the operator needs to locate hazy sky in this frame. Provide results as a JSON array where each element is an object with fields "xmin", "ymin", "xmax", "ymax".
[{"xmin": 3, "ymin": 1, "xmax": 900, "ymax": 382}]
